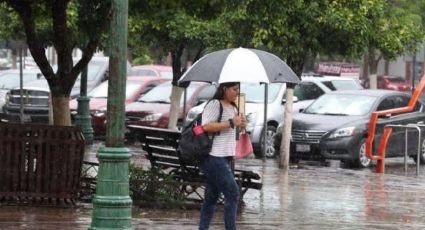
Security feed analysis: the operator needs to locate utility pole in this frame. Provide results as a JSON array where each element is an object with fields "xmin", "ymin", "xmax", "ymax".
[
  {"xmin": 279, "ymin": 84, "xmax": 294, "ymax": 169},
  {"xmin": 90, "ymin": 0, "xmax": 132, "ymax": 229}
]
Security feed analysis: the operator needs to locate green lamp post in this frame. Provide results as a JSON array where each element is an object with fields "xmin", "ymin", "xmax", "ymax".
[
  {"xmin": 74, "ymin": 66, "xmax": 94, "ymax": 145},
  {"xmin": 89, "ymin": 0, "xmax": 132, "ymax": 229}
]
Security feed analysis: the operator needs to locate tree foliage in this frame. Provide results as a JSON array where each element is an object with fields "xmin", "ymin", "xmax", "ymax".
[{"xmin": 128, "ymin": 0, "xmax": 231, "ymax": 80}]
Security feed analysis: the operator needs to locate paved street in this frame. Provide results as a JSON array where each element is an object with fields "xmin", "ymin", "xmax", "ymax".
[{"xmin": 1, "ymin": 143, "xmax": 425, "ymax": 229}]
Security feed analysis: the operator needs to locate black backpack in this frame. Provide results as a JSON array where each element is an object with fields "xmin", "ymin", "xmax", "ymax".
[{"xmin": 178, "ymin": 100, "xmax": 223, "ymax": 165}]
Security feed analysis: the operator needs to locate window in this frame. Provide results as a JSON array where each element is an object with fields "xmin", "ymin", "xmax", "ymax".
[
  {"xmin": 195, "ymin": 85, "xmax": 216, "ymax": 104},
  {"xmin": 140, "ymin": 84, "xmax": 158, "ymax": 96},
  {"xmin": 377, "ymin": 98, "xmax": 395, "ymax": 111},
  {"xmin": 293, "ymin": 82, "xmax": 325, "ymax": 101},
  {"xmin": 377, "ymin": 96, "xmax": 409, "ymax": 111},
  {"xmin": 133, "ymin": 69, "xmax": 157, "ymax": 77},
  {"xmin": 322, "ymin": 80, "xmax": 363, "ymax": 91}
]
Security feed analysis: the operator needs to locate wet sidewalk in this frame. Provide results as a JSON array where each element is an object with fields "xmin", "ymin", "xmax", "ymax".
[{"xmin": 1, "ymin": 143, "xmax": 425, "ymax": 229}]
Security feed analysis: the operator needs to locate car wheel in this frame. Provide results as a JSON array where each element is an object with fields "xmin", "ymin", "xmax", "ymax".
[
  {"xmin": 260, "ymin": 125, "xmax": 277, "ymax": 158},
  {"xmin": 350, "ymin": 139, "xmax": 371, "ymax": 168},
  {"xmin": 412, "ymin": 138, "xmax": 425, "ymax": 164}
]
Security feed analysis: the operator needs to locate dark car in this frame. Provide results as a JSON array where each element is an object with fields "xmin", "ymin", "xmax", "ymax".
[
  {"xmin": 274, "ymin": 90, "xmax": 425, "ymax": 168},
  {"xmin": 0, "ymin": 69, "xmax": 42, "ymax": 120},
  {"xmin": 125, "ymin": 81, "xmax": 216, "ymax": 130},
  {"xmin": 70, "ymin": 76, "xmax": 168, "ymax": 136}
]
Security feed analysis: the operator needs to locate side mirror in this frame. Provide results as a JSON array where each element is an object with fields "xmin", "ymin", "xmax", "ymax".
[{"xmin": 282, "ymin": 96, "xmax": 299, "ymax": 104}]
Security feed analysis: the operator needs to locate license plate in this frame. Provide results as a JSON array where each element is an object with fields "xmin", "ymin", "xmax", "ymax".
[{"xmin": 296, "ymin": 144, "xmax": 310, "ymax": 152}]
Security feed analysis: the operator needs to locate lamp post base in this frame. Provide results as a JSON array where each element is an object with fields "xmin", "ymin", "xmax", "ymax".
[{"xmin": 89, "ymin": 146, "xmax": 132, "ymax": 229}]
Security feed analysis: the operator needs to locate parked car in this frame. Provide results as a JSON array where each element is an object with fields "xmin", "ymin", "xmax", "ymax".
[
  {"xmin": 274, "ymin": 89, "xmax": 425, "ymax": 168},
  {"xmin": 70, "ymin": 77, "xmax": 168, "ymax": 136},
  {"xmin": 363, "ymin": 75, "xmax": 412, "ymax": 92},
  {"xmin": 2, "ymin": 56, "xmax": 132, "ymax": 123},
  {"xmin": 130, "ymin": 65, "xmax": 173, "ymax": 79},
  {"xmin": 0, "ymin": 69, "xmax": 42, "ymax": 120},
  {"xmin": 186, "ymin": 76, "xmax": 364, "ymax": 158},
  {"xmin": 125, "ymin": 81, "xmax": 216, "ymax": 133}
]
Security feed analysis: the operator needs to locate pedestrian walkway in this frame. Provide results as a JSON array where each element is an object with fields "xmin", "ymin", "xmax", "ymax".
[{"xmin": 1, "ymin": 144, "xmax": 425, "ymax": 229}]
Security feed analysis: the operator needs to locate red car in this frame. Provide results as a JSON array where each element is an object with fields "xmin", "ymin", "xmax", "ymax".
[
  {"xmin": 125, "ymin": 81, "xmax": 216, "ymax": 130},
  {"xmin": 70, "ymin": 76, "xmax": 168, "ymax": 136},
  {"xmin": 377, "ymin": 75, "xmax": 412, "ymax": 91},
  {"xmin": 130, "ymin": 65, "xmax": 173, "ymax": 79},
  {"xmin": 362, "ymin": 75, "xmax": 412, "ymax": 92}
]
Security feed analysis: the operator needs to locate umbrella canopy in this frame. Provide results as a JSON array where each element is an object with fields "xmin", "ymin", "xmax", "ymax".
[{"xmin": 179, "ymin": 47, "xmax": 300, "ymax": 85}]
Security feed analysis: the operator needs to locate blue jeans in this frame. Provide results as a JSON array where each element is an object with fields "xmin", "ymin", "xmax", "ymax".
[{"xmin": 199, "ymin": 156, "xmax": 240, "ymax": 230}]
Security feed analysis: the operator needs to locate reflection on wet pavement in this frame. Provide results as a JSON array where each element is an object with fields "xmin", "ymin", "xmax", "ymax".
[{"xmin": 2, "ymin": 145, "xmax": 425, "ymax": 229}]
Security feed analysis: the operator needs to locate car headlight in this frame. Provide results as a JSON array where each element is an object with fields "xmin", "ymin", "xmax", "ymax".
[
  {"xmin": 4, "ymin": 92, "xmax": 10, "ymax": 105},
  {"xmin": 140, "ymin": 113, "xmax": 162, "ymax": 122},
  {"xmin": 328, "ymin": 127, "xmax": 356, "ymax": 139}
]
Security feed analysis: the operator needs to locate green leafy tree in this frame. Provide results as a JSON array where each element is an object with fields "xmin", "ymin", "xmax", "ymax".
[
  {"xmin": 0, "ymin": 0, "xmax": 110, "ymax": 125},
  {"xmin": 325, "ymin": 0, "xmax": 425, "ymax": 78},
  {"xmin": 128, "ymin": 0, "xmax": 232, "ymax": 129}
]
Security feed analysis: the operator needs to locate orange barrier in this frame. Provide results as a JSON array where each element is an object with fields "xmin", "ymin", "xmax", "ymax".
[{"xmin": 366, "ymin": 74, "xmax": 425, "ymax": 173}]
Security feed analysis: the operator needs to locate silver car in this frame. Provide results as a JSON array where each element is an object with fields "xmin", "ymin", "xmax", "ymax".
[{"xmin": 186, "ymin": 76, "xmax": 363, "ymax": 158}]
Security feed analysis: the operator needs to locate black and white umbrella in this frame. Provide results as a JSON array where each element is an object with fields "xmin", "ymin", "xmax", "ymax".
[
  {"xmin": 178, "ymin": 47, "xmax": 300, "ymax": 155},
  {"xmin": 179, "ymin": 47, "xmax": 300, "ymax": 84}
]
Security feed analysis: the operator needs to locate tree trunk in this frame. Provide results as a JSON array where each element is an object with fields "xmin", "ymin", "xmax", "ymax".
[
  {"xmin": 367, "ymin": 48, "xmax": 381, "ymax": 89},
  {"xmin": 279, "ymin": 87, "xmax": 294, "ymax": 169},
  {"xmin": 168, "ymin": 86, "xmax": 184, "ymax": 130},
  {"xmin": 361, "ymin": 53, "xmax": 369, "ymax": 84},
  {"xmin": 51, "ymin": 96, "xmax": 71, "ymax": 126}
]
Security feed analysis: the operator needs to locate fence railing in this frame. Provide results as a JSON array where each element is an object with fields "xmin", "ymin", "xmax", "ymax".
[{"xmin": 366, "ymin": 73, "xmax": 425, "ymax": 173}]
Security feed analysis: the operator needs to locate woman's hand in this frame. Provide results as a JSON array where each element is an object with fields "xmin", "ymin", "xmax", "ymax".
[{"xmin": 232, "ymin": 114, "xmax": 246, "ymax": 129}]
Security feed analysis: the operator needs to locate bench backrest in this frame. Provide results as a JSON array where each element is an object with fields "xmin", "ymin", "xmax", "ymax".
[{"xmin": 128, "ymin": 125, "xmax": 182, "ymax": 169}]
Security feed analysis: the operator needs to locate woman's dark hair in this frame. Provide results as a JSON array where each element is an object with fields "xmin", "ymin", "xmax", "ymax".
[{"xmin": 213, "ymin": 82, "xmax": 239, "ymax": 99}]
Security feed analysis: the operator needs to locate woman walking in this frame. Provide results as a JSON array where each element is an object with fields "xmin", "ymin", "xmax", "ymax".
[{"xmin": 199, "ymin": 82, "xmax": 246, "ymax": 230}]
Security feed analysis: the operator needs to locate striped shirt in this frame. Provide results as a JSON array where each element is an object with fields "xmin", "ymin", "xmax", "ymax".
[{"xmin": 202, "ymin": 99, "xmax": 237, "ymax": 157}]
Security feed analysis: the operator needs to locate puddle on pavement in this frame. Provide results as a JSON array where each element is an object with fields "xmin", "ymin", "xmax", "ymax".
[{"xmin": 3, "ymin": 144, "xmax": 425, "ymax": 229}]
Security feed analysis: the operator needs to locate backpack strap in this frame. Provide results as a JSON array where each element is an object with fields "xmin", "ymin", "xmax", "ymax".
[{"xmin": 217, "ymin": 99, "xmax": 224, "ymax": 123}]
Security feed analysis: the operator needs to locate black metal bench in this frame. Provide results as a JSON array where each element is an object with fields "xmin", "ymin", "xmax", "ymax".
[{"xmin": 126, "ymin": 125, "xmax": 262, "ymax": 203}]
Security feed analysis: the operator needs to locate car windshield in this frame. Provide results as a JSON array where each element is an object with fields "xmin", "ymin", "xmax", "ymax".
[
  {"xmin": 138, "ymin": 82, "xmax": 197, "ymax": 104},
  {"xmin": 52, "ymin": 61, "xmax": 103, "ymax": 82},
  {"xmin": 385, "ymin": 76, "xmax": 405, "ymax": 83},
  {"xmin": 322, "ymin": 80, "xmax": 363, "ymax": 91},
  {"xmin": 89, "ymin": 80, "xmax": 142, "ymax": 98},
  {"xmin": 0, "ymin": 73, "xmax": 40, "ymax": 89},
  {"xmin": 304, "ymin": 94, "xmax": 376, "ymax": 116},
  {"xmin": 241, "ymin": 83, "xmax": 282, "ymax": 103},
  {"xmin": 159, "ymin": 71, "xmax": 173, "ymax": 79}
]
